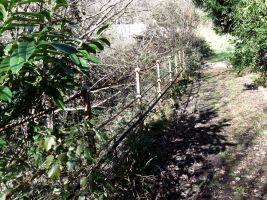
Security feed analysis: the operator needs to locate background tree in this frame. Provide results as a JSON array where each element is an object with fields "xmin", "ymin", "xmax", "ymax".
[{"xmin": 194, "ymin": 0, "xmax": 267, "ymax": 82}]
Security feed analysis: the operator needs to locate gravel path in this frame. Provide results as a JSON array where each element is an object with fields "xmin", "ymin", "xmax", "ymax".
[{"xmin": 204, "ymin": 61, "xmax": 232, "ymax": 69}]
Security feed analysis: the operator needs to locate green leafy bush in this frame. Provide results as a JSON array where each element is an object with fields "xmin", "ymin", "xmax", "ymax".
[
  {"xmin": 0, "ymin": 0, "xmax": 109, "ymax": 124},
  {"xmin": 0, "ymin": 0, "xmax": 109, "ymax": 199},
  {"xmin": 232, "ymin": 0, "xmax": 267, "ymax": 76},
  {"xmin": 194, "ymin": 0, "xmax": 267, "ymax": 81}
]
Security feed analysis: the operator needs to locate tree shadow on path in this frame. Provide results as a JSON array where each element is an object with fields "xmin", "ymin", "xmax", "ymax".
[{"xmin": 123, "ymin": 105, "xmax": 236, "ymax": 200}]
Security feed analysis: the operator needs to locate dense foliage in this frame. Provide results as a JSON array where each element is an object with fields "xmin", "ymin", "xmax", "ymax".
[
  {"xmin": 0, "ymin": 0, "xmax": 110, "ymax": 199},
  {"xmin": 193, "ymin": 0, "xmax": 236, "ymax": 33},
  {"xmin": 194, "ymin": 0, "xmax": 267, "ymax": 79}
]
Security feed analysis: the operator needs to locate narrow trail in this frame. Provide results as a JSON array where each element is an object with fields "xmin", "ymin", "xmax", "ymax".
[
  {"xmin": 137, "ymin": 67, "xmax": 267, "ymax": 200},
  {"xmin": 194, "ymin": 68, "xmax": 267, "ymax": 199}
]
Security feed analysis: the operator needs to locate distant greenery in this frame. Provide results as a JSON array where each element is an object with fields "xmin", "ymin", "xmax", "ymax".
[
  {"xmin": 193, "ymin": 0, "xmax": 236, "ymax": 33},
  {"xmin": 209, "ymin": 50, "xmax": 234, "ymax": 62},
  {"xmin": 194, "ymin": 0, "xmax": 267, "ymax": 79}
]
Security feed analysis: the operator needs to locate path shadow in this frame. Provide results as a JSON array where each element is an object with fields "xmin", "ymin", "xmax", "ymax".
[
  {"xmin": 243, "ymin": 83, "xmax": 258, "ymax": 91},
  {"xmin": 109, "ymin": 104, "xmax": 235, "ymax": 199}
]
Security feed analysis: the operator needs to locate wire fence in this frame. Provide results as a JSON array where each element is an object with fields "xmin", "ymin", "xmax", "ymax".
[
  {"xmin": 1, "ymin": 51, "xmax": 186, "ymax": 199},
  {"xmin": 0, "ymin": 52, "xmax": 186, "ymax": 155},
  {"xmin": 0, "ymin": 53, "xmax": 184, "ymax": 132}
]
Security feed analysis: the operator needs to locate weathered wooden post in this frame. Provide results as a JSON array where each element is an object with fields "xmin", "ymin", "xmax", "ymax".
[
  {"xmin": 82, "ymin": 89, "xmax": 96, "ymax": 155},
  {"xmin": 156, "ymin": 60, "xmax": 162, "ymax": 102},
  {"xmin": 135, "ymin": 67, "xmax": 144, "ymax": 131},
  {"xmin": 174, "ymin": 54, "xmax": 178, "ymax": 74},
  {"xmin": 168, "ymin": 58, "xmax": 173, "ymax": 82},
  {"xmin": 182, "ymin": 50, "xmax": 186, "ymax": 70},
  {"xmin": 168, "ymin": 57, "xmax": 173, "ymax": 97},
  {"xmin": 182, "ymin": 50, "xmax": 186, "ymax": 78},
  {"xmin": 178, "ymin": 50, "xmax": 182, "ymax": 69},
  {"xmin": 135, "ymin": 67, "xmax": 142, "ymax": 110},
  {"xmin": 83, "ymin": 89, "xmax": 90, "ymax": 122},
  {"xmin": 178, "ymin": 50, "xmax": 183, "ymax": 77}
]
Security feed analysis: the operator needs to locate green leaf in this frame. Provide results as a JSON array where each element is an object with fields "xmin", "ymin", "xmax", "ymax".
[
  {"xmin": 4, "ymin": 43, "xmax": 12, "ymax": 53},
  {"xmin": 84, "ymin": 148, "xmax": 93, "ymax": 161},
  {"xmin": 69, "ymin": 54, "xmax": 79, "ymax": 65},
  {"xmin": 7, "ymin": 0, "xmax": 15, "ymax": 12},
  {"xmin": 89, "ymin": 44, "xmax": 99, "ymax": 51},
  {"xmin": 44, "ymin": 136, "xmax": 56, "ymax": 151},
  {"xmin": 0, "ymin": 22, "xmax": 37, "ymax": 33},
  {"xmin": 79, "ymin": 49, "xmax": 101, "ymax": 64},
  {"xmin": 0, "ymin": 3, "xmax": 7, "ymax": 22},
  {"xmin": 44, "ymin": 155, "xmax": 54, "ymax": 169},
  {"xmin": 10, "ymin": 41, "xmax": 35, "ymax": 73},
  {"xmin": 97, "ymin": 24, "xmax": 109, "ymax": 35},
  {"xmin": 94, "ymin": 128, "xmax": 107, "ymax": 143},
  {"xmin": 58, "ymin": 153, "xmax": 68, "ymax": 163},
  {"xmin": 41, "ymin": 81, "xmax": 65, "ymax": 109},
  {"xmin": 76, "ymin": 144, "xmax": 84, "ymax": 157},
  {"xmin": 0, "ymin": 86, "xmax": 12, "ymax": 102},
  {"xmin": 89, "ymin": 118, "xmax": 96, "ymax": 125},
  {"xmin": 78, "ymin": 57, "xmax": 88, "ymax": 70},
  {"xmin": 66, "ymin": 160, "xmax": 76, "ymax": 171},
  {"xmin": 0, "ymin": 137, "xmax": 6, "ymax": 149},
  {"xmin": 10, "ymin": 56, "xmax": 24, "ymax": 73},
  {"xmin": 48, "ymin": 164, "xmax": 61, "ymax": 180},
  {"xmin": 86, "ymin": 55, "xmax": 101, "ymax": 64},
  {"xmin": 39, "ymin": 10, "xmax": 51, "ymax": 21},
  {"xmin": 98, "ymin": 37, "xmax": 111, "ymax": 46},
  {"xmin": 50, "ymin": 43, "xmax": 78, "ymax": 54},
  {"xmin": 53, "ymin": 95, "xmax": 65, "ymax": 110},
  {"xmin": 70, "ymin": 54, "xmax": 89, "ymax": 71},
  {"xmin": 11, "ymin": 11, "xmax": 51, "ymax": 22},
  {"xmin": 82, "ymin": 43, "xmax": 96, "ymax": 54},
  {"xmin": 0, "ymin": 0, "xmax": 8, "ymax": 9},
  {"xmin": 80, "ymin": 177, "xmax": 88, "ymax": 187},
  {"xmin": 17, "ymin": 40, "xmax": 35, "ymax": 59},
  {"xmin": 48, "ymin": 57, "xmax": 74, "ymax": 76},
  {"xmin": 91, "ymin": 41, "xmax": 104, "ymax": 50},
  {"xmin": 0, "ymin": 192, "xmax": 6, "ymax": 200},
  {"xmin": 0, "ymin": 57, "xmax": 10, "ymax": 74},
  {"xmin": 67, "ymin": 147, "xmax": 75, "ymax": 159}
]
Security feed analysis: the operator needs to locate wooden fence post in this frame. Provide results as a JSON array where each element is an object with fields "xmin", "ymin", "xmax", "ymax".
[
  {"xmin": 182, "ymin": 50, "xmax": 185, "ymax": 67},
  {"xmin": 168, "ymin": 58, "xmax": 173, "ymax": 97},
  {"xmin": 156, "ymin": 60, "xmax": 162, "ymax": 102},
  {"xmin": 82, "ymin": 89, "xmax": 96, "ymax": 155},
  {"xmin": 178, "ymin": 50, "xmax": 182, "ymax": 69},
  {"xmin": 182, "ymin": 50, "xmax": 186, "ymax": 77},
  {"xmin": 168, "ymin": 58, "xmax": 172, "ymax": 82},
  {"xmin": 135, "ymin": 67, "xmax": 144, "ymax": 131},
  {"xmin": 135, "ymin": 67, "xmax": 142, "ymax": 111},
  {"xmin": 174, "ymin": 54, "xmax": 178, "ymax": 74},
  {"xmin": 179, "ymin": 50, "xmax": 183, "ymax": 76}
]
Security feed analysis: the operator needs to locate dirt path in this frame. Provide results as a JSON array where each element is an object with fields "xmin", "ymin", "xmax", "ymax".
[
  {"xmin": 195, "ymin": 68, "xmax": 267, "ymax": 199},
  {"xmin": 136, "ymin": 68, "xmax": 267, "ymax": 199}
]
